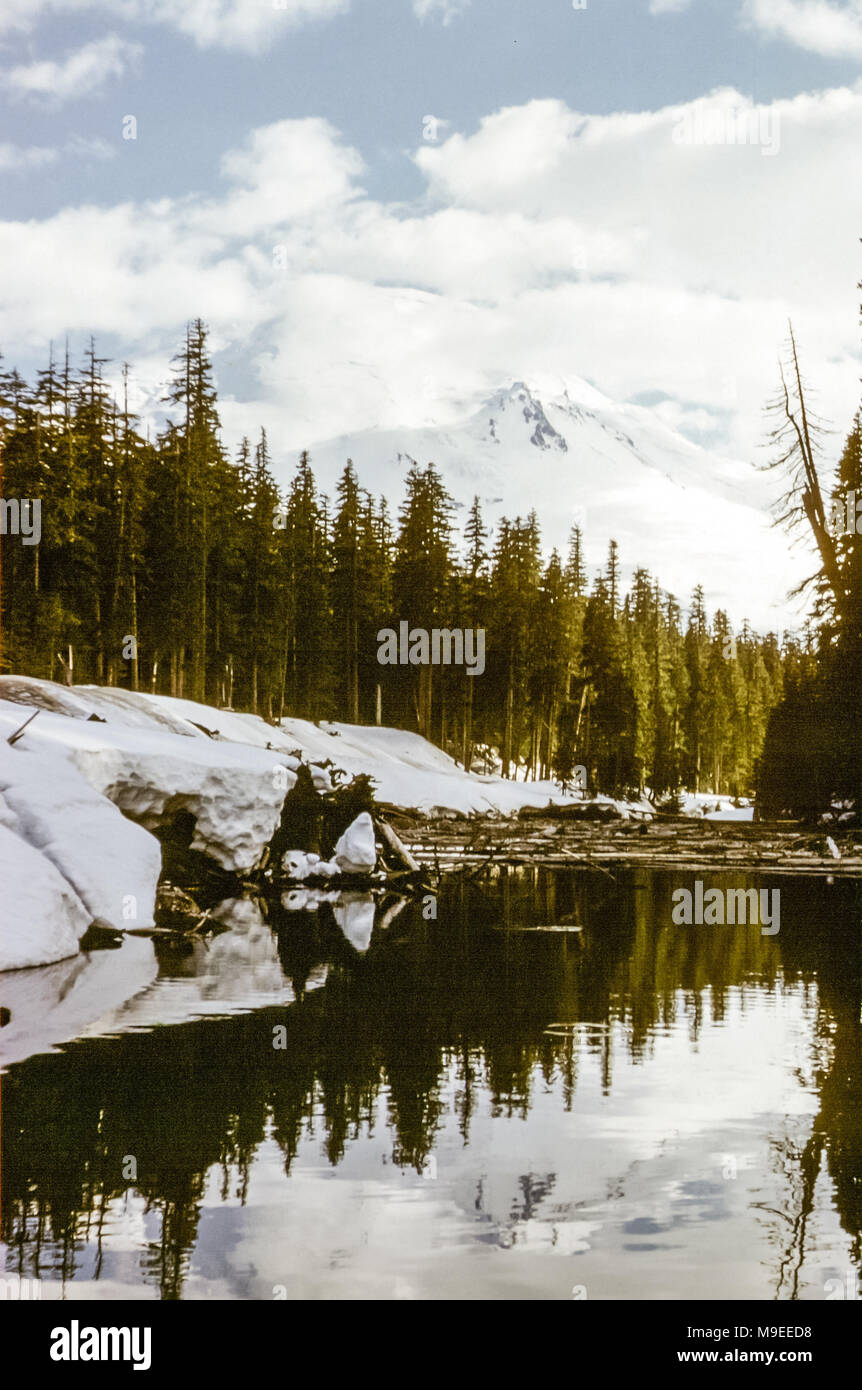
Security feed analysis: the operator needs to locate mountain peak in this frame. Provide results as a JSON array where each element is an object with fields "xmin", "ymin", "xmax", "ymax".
[
  {"xmin": 292, "ymin": 373, "xmax": 794, "ymax": 630},
  {"xmin": 485, "ymin": 381, "xmax": 568, "ymax": 453}
]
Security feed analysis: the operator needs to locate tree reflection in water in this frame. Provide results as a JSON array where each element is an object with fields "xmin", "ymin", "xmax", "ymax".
[{"xmin": 1, "ymin": 868, "xmax": 859, "ymax": 1300}]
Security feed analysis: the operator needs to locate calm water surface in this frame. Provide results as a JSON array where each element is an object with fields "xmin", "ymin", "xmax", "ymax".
[{"xmin": 1, "ymin": 868, "xmax": 860, "ymax": 1301}]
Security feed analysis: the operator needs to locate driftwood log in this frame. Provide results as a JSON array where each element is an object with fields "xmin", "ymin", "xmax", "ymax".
[{"xmin": 376, "ymin": 817, "xmax": 421, "ymax": 874}]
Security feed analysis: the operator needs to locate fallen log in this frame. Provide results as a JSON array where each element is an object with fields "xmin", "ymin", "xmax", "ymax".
[{"xmin": 376, "ymin": 816, "xmax": 422, "ymax": 874}]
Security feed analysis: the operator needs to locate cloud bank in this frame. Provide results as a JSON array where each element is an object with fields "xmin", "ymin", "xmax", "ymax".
[{"xmin": 0, "ymin": 88, "xmax": 859, "ymax": 472}]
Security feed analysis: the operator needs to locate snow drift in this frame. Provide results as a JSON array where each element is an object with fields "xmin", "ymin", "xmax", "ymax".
[{"xmin": 0, "ymin": 819, "xmax": 91, "ymax": 972}]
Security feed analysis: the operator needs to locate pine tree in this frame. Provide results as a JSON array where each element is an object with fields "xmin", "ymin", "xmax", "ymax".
[
  {"xmin": 457, "ymin": 497, "xmax": 485, "ymax": 765},
  {"xmin": 279, "ymin": 451, "xmax": 332, "ymax": 720},
  {"xmin": 606, "ymin": 538, "xmax": 620, "ymax": 618},
  {"xmin": 391, "ymin": 463, "xmax": 455, "ymax": 738},
  {"xmin": 581, "ymin": 572, "xmax": 636, "ymax": 792},
  {"xmin": 528, "ymin": 549, "xmax": 570, "ymax": 779},
  {"xmin": 332, "ymin": 462, "xmax": 362, "ymax": 723},
  {"xmin": 157, "ymin": 319, "xmax": 225, "ymax": 701},
  {"xmin": 361, "ymin": 493, "xmax": 393, "ymax": 725},
  {"xmin": 566, "ymin": 524, "xmax": 587, "ymax": 599}
]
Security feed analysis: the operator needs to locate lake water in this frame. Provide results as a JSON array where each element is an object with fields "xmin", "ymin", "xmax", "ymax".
[{"xmin": 1, "ymin": 868, "xmax": 860, "ymax": 1301}]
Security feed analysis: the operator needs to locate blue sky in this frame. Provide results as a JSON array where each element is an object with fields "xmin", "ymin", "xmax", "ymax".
[
  {"xmin": 3, "ymin": 0, "xmax": 861, "ymax": 217},
  {"xmin": 1, "ymin": 0, "xmax": 861, "ymax": 477}
]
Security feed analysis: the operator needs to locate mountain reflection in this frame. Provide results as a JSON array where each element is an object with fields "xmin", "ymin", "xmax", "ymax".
[{"xmin": 1, "ymin": 868, "xmax": 860, "ymax": 1300}]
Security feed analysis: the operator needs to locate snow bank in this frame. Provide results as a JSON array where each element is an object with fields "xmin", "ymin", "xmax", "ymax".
[
  {"xmin": 70, "ymin": 729, "xmax": 296, "ymax": 872},
  {"xmin": 0, "ymin": 736, "xmax": 161, "ymax": 934},
  {"xmin": 680, "ymin": 793, "xmax": 754, "ymax": 822},
  {"xmin": 0, "ymin": 675, "xmax": 202, "ymax": 737},
  {"xmin": 0, "ymin": 679, "xmax": 300, "ymax": 972},
  {"xmin": 0, "ymin": 677, "xmax": 586, "ymax": 835},
  {"xmin": 0, "ymin": 691, "xmax": 298, "ymax": 873},
  {"xmin": 0, "ymin": 820, "xmax": 91, "ymax": 971},
  {"xmin": 128, "ymin": 689, "xmax": 583, "ymax": 816}
]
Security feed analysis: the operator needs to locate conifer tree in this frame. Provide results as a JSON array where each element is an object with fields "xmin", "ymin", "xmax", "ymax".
[
  {"xmin": 458, "ymin": 495, "xmax": 489, "ymax": 768},
  {"xmin": 279, "ymin": 451, "xmax": 332, "ymax": 720},
  {"xmin": 392, "ymin": 463, "xmax": 455, "ymax": 738},
  {"xmin": 0, "ymin": 327, "xmax": 791, "ymax": 798},
  {"xmin": 332, "ymin": 461, "xmax": 362, "ymax": 723}
]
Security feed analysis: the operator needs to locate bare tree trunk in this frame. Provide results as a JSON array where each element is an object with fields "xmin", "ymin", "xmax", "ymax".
[
  {"xmin": 129, "ymin": 569, "xmax": 139, "ymax": 691},
  {"xmin": 503, "ymin": 681, "xmax": 514, "ymax": 779}
]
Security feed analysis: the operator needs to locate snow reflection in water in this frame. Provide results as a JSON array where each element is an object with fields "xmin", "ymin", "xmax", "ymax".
[
  {"xmin": 1, "ymin": 868, "xmax": 860, "ymax": 1302},
  {"xmin": 0, "ymin": 890, "xmax": 383, "ymax": 1065}
]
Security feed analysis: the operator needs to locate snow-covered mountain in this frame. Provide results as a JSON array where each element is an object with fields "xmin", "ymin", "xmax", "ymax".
[{"xmin": 296, "ymin": 380, "xmax": 804, "ymax": 633}]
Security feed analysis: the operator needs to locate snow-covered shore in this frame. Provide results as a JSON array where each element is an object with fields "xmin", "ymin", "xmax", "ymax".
[
  {"xmin": 0, "ymin": 674, "xmax": 760, "ymax": 1070},
  {"xmin": 0, "ymin": 674, "xmax": 587, "ymax": 975},
  {"xmin": 0, "ymin": 675, "xmax": 751, "ymax": 983},
  {"xmin": 0, "ymin": 721, "xmax": 163, "ymax": 970}
]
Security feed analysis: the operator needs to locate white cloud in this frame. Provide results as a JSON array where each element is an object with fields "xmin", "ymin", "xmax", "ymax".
[
  {"xmin": 0, "ymin": 137, "xmax": 117, "ymax": 169},
  {"xmin": 413, "ymin": 0, "xmax": 470, "ymax": 21},
  {"xmin": 0, "ymin": 0, "xmax": 46, "ymax": 33},
  {"xmin": 64, "ymin": 134, "xmax": 118, "ymax": 160},
  {"xmin": 0, "ymin": 88, "xmax": 860, "ymax": 482},
  {"xmin": 744, "ymin": 0, "xmax": 862, "ymax": 57},
  {"xmin": 0, "ymin": 0, "xmax": 350, "ymax": 52},
  {"xmin": 3, "ymin": 34, "xmax": 141, "ymax": 104},
  {"xmin": 4, "ymin": 0, "xmax": 857, "ymax": 60},
  {"xmin": 214, "ymin": 119, "xmax": 365, "ymax": 236},
  {"xmin": 649, "ymin": 0, "xmax": 693, "ymax": 13},
  {"xmin": 0, "ymin": 142, "xmax": 58, "ymax": 171}
]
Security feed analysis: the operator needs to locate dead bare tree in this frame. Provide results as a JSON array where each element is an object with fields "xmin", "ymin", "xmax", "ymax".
[{"xmin": 761, "ymin": 322, "xmax": 844, "ymax": 618}]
